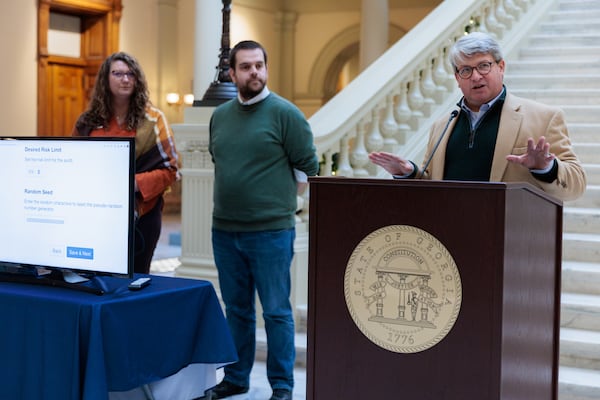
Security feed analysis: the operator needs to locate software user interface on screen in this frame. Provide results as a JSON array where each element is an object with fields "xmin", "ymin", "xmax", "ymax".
[{"xmin": 0, "ymin": 137, "xmax": 134, "ymax": 276}]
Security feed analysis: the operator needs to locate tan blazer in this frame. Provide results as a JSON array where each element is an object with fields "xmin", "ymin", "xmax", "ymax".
[{"xmin": 419, "ymin": 92, "xmax": 586, "ymax": 201}]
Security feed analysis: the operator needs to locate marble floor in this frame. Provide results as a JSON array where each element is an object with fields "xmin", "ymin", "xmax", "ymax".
[
  {"xmin": 210, "ymin": 361, "xmax": 307, "ymax": 400},
  {"xmin": 150, "ymin": 213, "xmax": 308, "ymax": 400}
]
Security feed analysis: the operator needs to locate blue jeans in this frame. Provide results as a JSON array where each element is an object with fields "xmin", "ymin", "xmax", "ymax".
[{"xmin": 212, "ymin": 228, "xmax": 296, "ymax": 391}]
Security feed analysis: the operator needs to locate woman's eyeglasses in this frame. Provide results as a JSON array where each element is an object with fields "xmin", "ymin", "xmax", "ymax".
[{"xmin": 111, "ymin": 70, "xmax": 135, "ymax": 80}]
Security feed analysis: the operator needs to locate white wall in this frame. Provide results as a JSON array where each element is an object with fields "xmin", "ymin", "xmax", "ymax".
[
  {"xmin": 120, "ymin": 0, "xmax": 196, "ymax": 122},
  {"xmin": 230, "ymin": 4, "xmax": 280, "ymax": 92},
  {"xmin": 120, "ymin": 0, "xmax": 160, "ymax": 105},
  {"xmin": 176, "ymin": 0, "xmax": 196, "ymax": 98},
  {"xmin": 0, "ymin": 2, "xmax": 38, "ymax": 136}
]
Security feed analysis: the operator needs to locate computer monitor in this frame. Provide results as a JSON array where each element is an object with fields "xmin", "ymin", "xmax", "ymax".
[{"xmin": 0, "ymin": 136, "xmax": 135, "ymax": 286}]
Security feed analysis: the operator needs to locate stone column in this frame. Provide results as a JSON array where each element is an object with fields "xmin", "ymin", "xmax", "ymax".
[
  {"xmin": 193, "ymin": 0, "xmax": 222, "ymax": 100},
  {"xmin": 170, "ymin": 0, "xmax": 223, "ymax": 286},
  {"xmin": 359, "ymin": 0, "xmax": 389, "ymax": 71},
  {"xmin": 157, "ymin": 0, "xmax": 180, "ymax": 122},
  {"xmin": 274, "ymin": 11, "xmax": 298, "ymax": 100}
]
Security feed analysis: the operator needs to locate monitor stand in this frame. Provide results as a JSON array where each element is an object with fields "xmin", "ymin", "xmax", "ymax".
[{"xmin": 0, "ymin": 269, "xmax": 105, "ymax": 295}]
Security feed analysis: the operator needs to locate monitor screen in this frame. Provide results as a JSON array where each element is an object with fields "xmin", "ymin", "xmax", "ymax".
[{"xmin": 0, "ymin": 136, "xmax": 135, "ymax": 279}]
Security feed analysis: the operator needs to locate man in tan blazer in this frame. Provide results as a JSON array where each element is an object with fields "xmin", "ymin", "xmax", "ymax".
[{"xmin": 369, "ymin": 31, "xmax": 586, "ymax": 202}]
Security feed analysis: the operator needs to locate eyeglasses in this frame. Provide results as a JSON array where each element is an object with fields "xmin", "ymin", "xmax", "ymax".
[
  {"xmin": 456, "ymin": 61, "xmax": 496, "ymax": 79},
  {"xmin": 111, "ymin": 70, "xmax": 135, "ymax": 80}
]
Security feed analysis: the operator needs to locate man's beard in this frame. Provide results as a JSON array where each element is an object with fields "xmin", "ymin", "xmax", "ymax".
[{"xmin": 238, "ymin": 79, "xmax": 265, "ymax": 100}]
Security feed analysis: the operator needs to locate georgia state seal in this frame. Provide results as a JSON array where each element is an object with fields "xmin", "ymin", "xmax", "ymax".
[{"xmin": 344, "ymin": 225, "xmax": 462, "ymax": 353}]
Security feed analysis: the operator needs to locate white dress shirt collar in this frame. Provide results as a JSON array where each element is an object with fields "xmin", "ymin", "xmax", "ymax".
[{"xmin": 238, "ymin": 86, "xmax": 270, "ymax": 105}]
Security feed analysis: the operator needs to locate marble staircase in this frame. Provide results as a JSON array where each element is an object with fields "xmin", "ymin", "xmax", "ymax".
[{"xmin": 504, "ymin": 0, "xmax": 600, "ymax": 398}]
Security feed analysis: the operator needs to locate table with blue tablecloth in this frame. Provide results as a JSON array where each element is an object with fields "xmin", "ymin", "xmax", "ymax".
[{"xmin": 0, "ymin": 273, "xmax": 237, "ymax": 400}]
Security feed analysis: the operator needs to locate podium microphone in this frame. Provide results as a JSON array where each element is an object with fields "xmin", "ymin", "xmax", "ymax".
[{"xmin": 418, "ymin": 110, "xmax": 459, "ymax": 178}]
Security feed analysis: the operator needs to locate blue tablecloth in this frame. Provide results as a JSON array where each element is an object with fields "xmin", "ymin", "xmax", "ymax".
[{"xmin": 0, "ymin": 274, "xmax": 237, "ymax": 400}]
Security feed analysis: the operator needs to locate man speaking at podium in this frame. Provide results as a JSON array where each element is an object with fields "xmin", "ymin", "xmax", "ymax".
[{"xmin": 369, "ymin": 31, "xmax": 586, "ymax": 202}]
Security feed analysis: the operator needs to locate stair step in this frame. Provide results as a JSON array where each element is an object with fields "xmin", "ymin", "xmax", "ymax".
[
  {"xmin": 517, "ymin": 46, "xmax": 600, "ymax": 60},
  {"xmin": 562, "ymin": 262, "xmax": 600, "ymax": 296},
  {"xmin": 548, "ymin": 9, "xmax": 600, "ymax": 22},
  {"xmin": 560, "ymin": 328, "xmax": 600, "ymax": 370},
  {"xmin": 567, "ymin": 185, "xmax": 600, "ymax": 208},
  {"xmin": 506, "ymin": 59, "xmax": 600, "ymax": 77},
  {"xmin": 563, "ymin": 232, "xmax": 600, "ymax": 263},
  {"xmin": 527, "ymin": 33, "xmax": 600, "ymax": 48},
  {"xmin": 509, "ymin": 89, "xmax": 600, "ymax": 106},
  {"xmin": 557, "ymin": 0, "xmax": 600, "ymax": 12},
  {"xmin": 572, "ymin": 142, "xmax": 600, "ymax": 163},
  {"xmin": 504, "ymin": 74, "xmax": 600, "ymax": 90},
  {"xmin": 580, "ymin": 164, "xmax": 600, "ymax": 186},
  {"xmin": 561, "ymin": 292, "xmax": 600, "ymax": 331},
  {"xmin": 559, "ymin": 366, "xmax": 600, "ymax": 400},
  {"xmin": 569, "ymin": 124, "xmax": 600, "ymax": 142},
  {"xmin": 564, "ymin": 208, "xmax": 600, "ymax": 235},
  {"xmin": 563, "ymin": 107, "xmax": 600, "ymax": 124},
  {"xmin": 537, "ymin": 20, "xmax": 600, "ymax": 34}
]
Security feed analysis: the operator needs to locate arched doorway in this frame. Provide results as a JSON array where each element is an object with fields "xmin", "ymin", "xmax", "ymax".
[{"xmin": 308, "ymin": 24, "xmax": 406, "ymax": 105}]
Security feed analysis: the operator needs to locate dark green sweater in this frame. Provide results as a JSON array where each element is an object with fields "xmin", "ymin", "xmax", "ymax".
[{"xmin": 209, "ymin": 93, "xmax": 319, "ymax": 231}]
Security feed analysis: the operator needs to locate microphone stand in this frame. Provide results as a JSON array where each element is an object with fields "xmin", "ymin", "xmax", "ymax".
[{"xmin": 418, "ymin": 110, "xmax": 459, "ymax": 179}]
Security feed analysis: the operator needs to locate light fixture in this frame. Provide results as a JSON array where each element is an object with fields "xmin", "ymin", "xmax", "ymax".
[
  {"xmin": 183, "ymin": 93, "xmax": 195, "ymax": 105},
  {"xmin": 166, "ymin": 92, "xmax": 195, "ymax": 106},
  {"xmin": 195, "ymin": 0, "xmax": 237, "ymax": 106},
  {"xmin": 166, "ymin": 92, "xmax": 181, "ymax": 106}
]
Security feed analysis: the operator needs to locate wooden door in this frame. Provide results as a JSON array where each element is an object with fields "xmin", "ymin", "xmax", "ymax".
[
  {"xmin": 38, "ymin": 0, "xmax": 122, "ymax": 136},
  {"xmin": 48, "ymin": 64, "xmax": 84, "ymax": 135}
]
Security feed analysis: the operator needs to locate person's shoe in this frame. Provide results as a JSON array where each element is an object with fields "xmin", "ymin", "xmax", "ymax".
[
  {"xmin": 269, "ymin": 388, "xmax": 292, "ymax": 400},
  {"xmin": 210, "ymin": 380, "xmax": 249, "ymax": 399}
]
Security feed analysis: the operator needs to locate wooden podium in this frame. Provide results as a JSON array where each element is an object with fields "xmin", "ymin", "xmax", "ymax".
[{"xmin": 307, "ymin": 177, "xmax": 562, "ymax": 400}]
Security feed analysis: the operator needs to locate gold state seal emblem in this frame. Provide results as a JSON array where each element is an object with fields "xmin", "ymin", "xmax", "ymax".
[{"xmin": 344, "ymin": 225, "xmax": 462, "ymax": 353}]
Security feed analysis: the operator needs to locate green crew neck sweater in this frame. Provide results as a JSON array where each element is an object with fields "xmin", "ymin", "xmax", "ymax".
[{"xmin": 209, "ymin": 92, "xmax": 319, "ymax": 232}]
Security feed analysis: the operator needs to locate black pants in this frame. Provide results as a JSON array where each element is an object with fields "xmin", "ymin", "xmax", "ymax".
[{"xmin": 134, "ymin": 197, "xmax": 163, "ymax": 274}]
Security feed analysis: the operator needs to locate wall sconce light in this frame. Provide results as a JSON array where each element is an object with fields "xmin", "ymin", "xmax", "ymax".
[
  {"xmin": 166, "ymin": 92, "xmax": 181, "ymax": 106},
  {"xmin": 183, "ymin": 94, "xmax": 195, "ymax": 105},
  {"xmin": 166, "ymin": 92, "xmax": 195, "ymax": 106}
]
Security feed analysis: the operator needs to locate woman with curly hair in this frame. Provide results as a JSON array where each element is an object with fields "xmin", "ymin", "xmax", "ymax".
[{"xmin": 72, "ymin": 52, "xmax": 179, "ymax": 274}]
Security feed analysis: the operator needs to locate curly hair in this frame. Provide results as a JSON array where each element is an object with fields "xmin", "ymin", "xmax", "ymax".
[{"xmin": 77, "ymin": 52, "xmax": 150, "ymax": 133}]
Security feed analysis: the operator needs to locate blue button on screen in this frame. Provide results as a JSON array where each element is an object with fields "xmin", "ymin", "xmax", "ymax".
[{"xmin": 67, "ymin": 247, "xmax": 94, "ymax": 260}]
